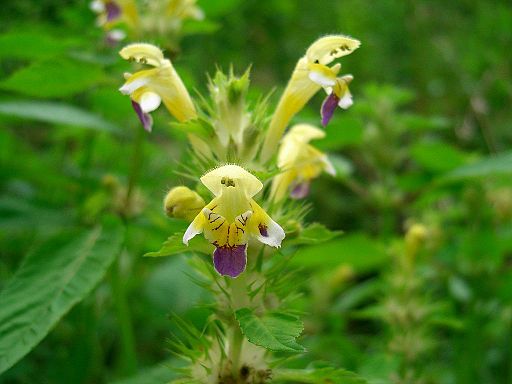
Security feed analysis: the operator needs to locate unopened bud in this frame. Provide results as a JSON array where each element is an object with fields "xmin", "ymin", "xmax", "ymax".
[
  {"xmin": 164, "ymin": 186, "xmax": 205, "ymax": 221},
  {"xmin": 405, "ymin": 224, "xmax": 428, "ymax": 259}
]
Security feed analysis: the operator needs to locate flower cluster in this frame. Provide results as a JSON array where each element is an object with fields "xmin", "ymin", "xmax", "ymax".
[
  {"xmin": 119, "ymin": 35, "xmax": 359, "ymax": 277},
  {"xmin": 91, "ymin": 0, "xmax": 203, "ymax": 47}
]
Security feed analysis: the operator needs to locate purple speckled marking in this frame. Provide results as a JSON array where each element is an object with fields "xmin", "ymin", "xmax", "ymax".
[
  {"xmin": 131, "ymin": 100, "xmax": 152, "ymax": 132},
  {"xmin": 321, "ymin": 92, "xmax": 339, "ymax": 127},
  {"xmin": 290, "ymin": 181, "xmax": 310, "ymax": 199},
  {"xmin": 213, "ymin": 244, "xmax": 247, "ymax": 278},
  {"xmin": 105, "ymin": 1, "xmax": 121, "ymax": 22},
  {"xmin": 258, "ymin": 224, "xmax": 268, "ymax": 237}
]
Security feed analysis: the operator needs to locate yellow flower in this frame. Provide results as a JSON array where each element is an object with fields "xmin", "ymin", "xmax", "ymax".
[
  {"xmin": 119, "ymin": 43, "xmax": 197, "ymax": 131},
  {"xmin": 261, "ymin": 35, "xmax": 360, "ymax": 162},
  {"xmin": 183, "ymin": 165, "xmax": 285, "ymax": 278},
  {"xmin": 270, "ymin": 124, "xmax": 335, "ymax": 202}
]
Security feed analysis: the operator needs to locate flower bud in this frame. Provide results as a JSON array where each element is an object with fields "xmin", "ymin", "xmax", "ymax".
[
  {"xmin": 164, "ymin": 186, "xmax": 205, "ymax": 221},
  {"xmin": 405, "ymin": 223, "xmax": 428, "ymax": 260}
]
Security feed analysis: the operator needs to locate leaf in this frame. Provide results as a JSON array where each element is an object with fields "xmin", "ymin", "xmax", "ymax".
[
  {"xmin": 291, "ymin": 233, "xmax": 388, "ymax": 274},
  {"xmin": 316, "ymin": 116, "xmax": 364, "ymax": 150},
  {"xmin": 0, "ymin": 30, "xmax": 70, "ymax": 60},
  {"xmin": 0, "ymin": 100, "xmax": 119, "ymax": 133},
  {"xmin": 288, "ymin": 223, "xmax": 342, "ymax": 246},
  {"xmin": 329, "ymin": 154, "xmax": 353, "ymax": 180},
  {"xmin": 235, "ymin": 308, "xmax": 305, "ymax": 352},
  {"xmin": 0, "ymin": 216, "xmax": 124, "ymax": 374},
  {"xmin": 0, "ymin": 58, "xmax": 106, "ymax": 98},
  {"xmin": 436, "ymin": 151, "xmax": 512, "ymax": 184},
  {"xmin": 109, "ymin": 359, "xmax": 180, "ymax": 384},
  {"xmin": 273, "ymin": 367, "xmax": 368, "ymax": 383},
  {"xmin": 410, "ymin": 141, "xmax": 469, "ymax": 173},
  {"xmin": 144, "ymin": 232, "xmax": 212, "ymax": 257}
]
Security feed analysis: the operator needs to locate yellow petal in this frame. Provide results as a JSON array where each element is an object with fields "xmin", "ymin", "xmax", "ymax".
[
  {"xmin": 119, "ymin": 43, "xmax": 165, "ymax": 66},
  {"xmin": 306, "ymin": 35, "xmax": 361, "ymax": 65},
  {"xmin": 200, "ymin": 164, "xmax": 263, "ymax": 198}
]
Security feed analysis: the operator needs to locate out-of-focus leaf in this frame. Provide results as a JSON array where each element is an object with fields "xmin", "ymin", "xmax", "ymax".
[
  {"xmin": 109, "ymin": 360, "xmax": 179, "ymax": 384},
  {"xmin": 0, "ymin": 217, "xmax": 124, "ymax": 374},
  {"xmin": 437, "ymin": 151, "xmax": 512, "ymax": 183},
  {"xmin": 273, "ymin": 367, "xmax": 368, "ymax": 383},
  {"xmin": 235, "ymin": 308, "xmax": 305, "ymax": 352},
  {"xmin": 0, "ymin": 59, "xmax": 106, "ymax": 97},
  {"xmin": 0, "ymin": 100, "xmax": 119, "ymax": 132},
  {"xmin": 291, "ymin": 233, "xmax": 388, "ymax": 274},
  {"xmin": 145, "ymin": 257, "xmax": 205, "ymax": 313},
  {"xmin": 182, "ymin": 19, "xmax": 220, "ymax": 35},
  {"xmin": 144, "ymin": 232, "xmax": 212, "ymax": 257},
  {"xmin": 0, "ymin": 31, "xmax": 69, "ymax": 59},
  {"xmin": 0, "ymin": 196, "xmax": 71, "ymax": 233},
  {"xmin": 288, "ymin": 223, "xmax": 342, "ymax": 246},
  {"xmin": 411, "ymin": 141, "xmax": 469, "ymax": 173},
  {"xmin": 329, "ymin": 154, "xmax": 354, "ymax": 180},
  {"xmin": 401, "ymin": 114, "xmax": 450, "ymax": 132},
  {"xmin": 316, "ymin": 116, "xmax": 364, "ymax": 150},
  {"xmin": 197, "ymin": 0, "xmax": 242, "ymax": 17}
]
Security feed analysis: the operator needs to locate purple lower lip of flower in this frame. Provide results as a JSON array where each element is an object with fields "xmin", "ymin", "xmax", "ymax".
[
  {"xmin": 321, "ymin": 92, "xmax": 340, "ymax": 127},
  {"xmin": 131, "ymin": 100, "xmax": 153, "ymax": 132},
  {"xmin": 290, "ymin": 181, "xmax": 310, "ymax": 199},
  {"xmin": 213, "ymin": 244, "xmax": 247, "ymax": 278},
  {"xmin": 105, "ymin": 1, "xmax": 122, "ymax": 22}
]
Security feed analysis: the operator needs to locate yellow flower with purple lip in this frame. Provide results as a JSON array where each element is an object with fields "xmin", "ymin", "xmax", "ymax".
[
  {"xmin": 119, "ymin": 43, "xmax": 197, "ymax": 131},
  {"xmin": 270, "ymin": 124, "xmax": 335, "ymax": 202},
  {"xmin": 261, "ymin": 35, "xmax": 360, "ymax": 162},
  {"xmin": 183, "ymin": 165, "xmax": 285, "ymax": 278}
]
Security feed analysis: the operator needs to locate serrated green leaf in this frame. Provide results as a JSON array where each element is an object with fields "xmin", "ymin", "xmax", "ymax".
[
  {"xmin": 144, "ymin": 232, "xmax": 212, "ymax": 257},
  {"xmin": 0, "ymin": 58, "xmax": 106, "ymax": 97},
  {"xmin": 0, "ymin": 100, "xmax": 119, "ymax": 132},
  {"xmin": 273, "ymin": 367, "xmax": 368, "ymax": 383},
  {"xmin": 235, "ymin": 308, "xmax": 305, "ymax": 352},
  {"xmin": 436, "ymin": 151, "xmax": 512, "ymax": 184},
  {"xmin": 0, "ymin": 217, "xmax": 124, "ymax": 374}
]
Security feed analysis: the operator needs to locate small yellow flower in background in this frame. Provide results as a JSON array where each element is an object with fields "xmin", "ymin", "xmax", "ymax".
[
  {"xmin": 261, "ymin": 35, "xmax": 360, "ymax": 162},
  {"xmin": 164, "ymin": 186, "xmax": 205, "ymax": 221},
  {"xmin": 183, "ymin": 165, "xmax": 285, "ymax": 278},
  {"xmin": 270, "ymin": 124, "xmax": 335, "ymax": 202},
  {"xmin": 119, "ymin": 43, "xmax": 197, "ymax": 131}
]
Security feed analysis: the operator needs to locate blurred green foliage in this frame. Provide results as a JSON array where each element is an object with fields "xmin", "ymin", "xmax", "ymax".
[{"xmin": 1, "ymin": 0, "xmax": 511, "ymax": 383}]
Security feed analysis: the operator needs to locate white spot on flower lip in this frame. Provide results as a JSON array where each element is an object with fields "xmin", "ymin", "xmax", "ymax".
[
  {"xmin": 256, "ymin": 218, "xmax": 285, "ymax": 248},
  {"xmin": 119, "ymin": 77, "xmax": 149, "ymax": 95},
  {"xmin": 308, "ymin": 71, "xmax": 336, "ymax": 87},
  {"xmin": 338, "ymin": 91, "xmax": 353, "ymax": 109},
  {"xmin": 140, "ymin": 91, "xmax": 162, "ymax": 113},
  {"xmin": 183, "ymin": 221, "xmax": 202, "ymax": 245},
  {"xmin": 90, "ymin": 0, "xmax": 105, "ymax": 13}
]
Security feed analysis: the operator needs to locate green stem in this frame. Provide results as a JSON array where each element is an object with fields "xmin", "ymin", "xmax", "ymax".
[
  {"xmin": 229, "ymin": 323, "xmax": 244, "ymax": 378},
  {"xmin": 110, "ymin": 126, "xmax": 146, "ymax": 375},
  {"xmin": 228, "ymin": 274, "xmax": 248, "ymax": 379},
  {"xmin": 110, "ymin": 249, "xmax": 137, "ymax": 375},
  {"xmin": 124, "ymin": 127, "xmax": 145, "ymax": 218}
]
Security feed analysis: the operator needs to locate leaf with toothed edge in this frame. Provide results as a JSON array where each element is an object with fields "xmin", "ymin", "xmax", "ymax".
[
  {"xmin": 144, "ymin": 232, "xmax": 212, "ymax": 257},
  {"xmin": 235, "ymin": 308, "xmax": 305, "ymax": 352}
]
